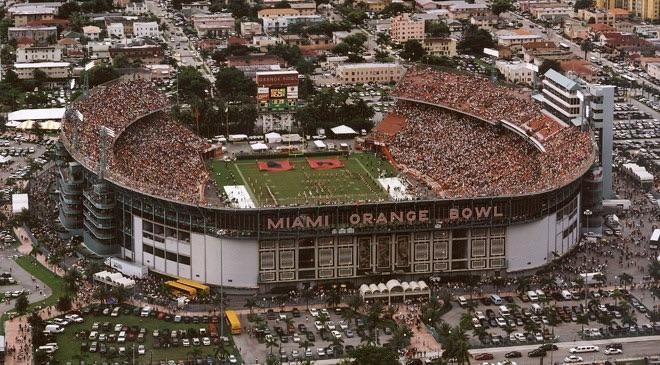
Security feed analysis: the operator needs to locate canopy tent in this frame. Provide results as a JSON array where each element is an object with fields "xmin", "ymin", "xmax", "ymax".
[
  {"xmin": 264, "ymin": 132, "xmax": 282, "ymax": 144},
  {"xmin": 313, "ymin": 140, "xmax": 327, "ymax": 149},
  {"xmin": 5, "ymin": 121, "xmax": 20, "ymax": 128},
  {"xmin": 281, "ymin": 134, "xmax": 302, "ymax": 143},
  {"xmin": 11, "ymin": 194, "xmax": 28, "ymax": 213},
  {"xmin": 7, "ymin": 107, "xmax": 65, "ymax": 122},
  {"xmin": 16, "ymin": 120, "xmax": 36, "ymax": 130},
  {"xmin": 331, "ymin": 125, "xmax": 357, "ymax": 136},
  {"xmin": 250, "ymin": 142, "xmax": 269, "ymax": 151},
  {"xmin": 93, "ymin": 270, "xmax": 136, "ymax": 288},
  {"xmin": 40, "ymin": 120, "xmax": 62, "ymax": 130}
]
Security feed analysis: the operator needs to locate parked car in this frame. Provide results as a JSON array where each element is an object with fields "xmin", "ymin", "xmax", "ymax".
[
  {"xmin": 473, "ymin": 353, "xmax": 494, "ymax": 360},
  {"xmin": 564, "ymin": 355, "xmax": 583, "ymax": 363},
  {"xmin": 505, "ymin": 351, "xmax": 522, "ymax": 358}
]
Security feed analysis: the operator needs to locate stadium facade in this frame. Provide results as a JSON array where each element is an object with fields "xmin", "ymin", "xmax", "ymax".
[{"xmin": 56, "ymin": 77, "xmax": 596, "ymax": 292}]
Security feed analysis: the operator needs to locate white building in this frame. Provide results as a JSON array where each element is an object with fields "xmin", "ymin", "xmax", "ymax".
[
  {"xmin": 13, "ymin": 62, "xmax": 71, "ymax": 80},
  {"xmin": 133, "ymin": 21, "xmax": 159, "ymax": 38},
  {"xmin": 86, "ymin": 41, "xmax": 112, "ymax": 60},
  {"xmin": 261, "ymin": 15, "xmax": 323, "ymax": 32},
  {"xmin": 538, "ymin": 69, "xmax": 615, "ymax": 198},
  {"xmin": 496, "ymin": 33, "xmax": 543, "ymax": 47},
  {"xmin": 107, "ymin": 23, "xmax": 125, "ymax": 39},
  {"xmin": 240, "ymin": 21, "xmax": 263, "ymax": 36},
  {"xmin": 648, "ymin": 62, "xmax": 660, "ymax": 80},
  {"xmin": 16, "ymin": 45, "xmax": 62, "ymax": 63},
  {"xmin": 125, "ymin": 1, "xmax": 148, "ymax": 15},
  {"xmin": 83, "ymin": 25, "xmax": 101, "ymax": 40},
  {"xmin": 496, "ymin": 61, "xmax": 536, "ymax": 87},
  {"xmin": 336, "ymin": 63, "xmax": 406, "ymax": 84},
  {"xmin": 192, "ymin": 13, "xmax": 235, "ymax": 37}
]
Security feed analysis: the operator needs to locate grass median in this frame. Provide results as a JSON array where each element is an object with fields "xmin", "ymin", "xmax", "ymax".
[{"xmin": 0, "ymin": 255, "xmax": 66, "ymax": 335}]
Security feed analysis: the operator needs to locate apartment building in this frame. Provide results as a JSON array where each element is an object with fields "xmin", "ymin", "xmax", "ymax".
[
  {"xmin": 241, "ymin": 22, "xmax": 263, "ymax": 36},
  {"xmin": 336, "ymin": 63, "xmax": 405, "ymax": 84},
  {"xmin": 109, "ymin": 45, "xmax": 164, "ymax": 64},
  {"xmin": 261, "ymin": 15, "xmax": 323, "ymax": 32},
  {"xmin": 9, "ymin": 6, "xmax": 57, "ymax": 26},
  {"xmin": 390, "ymin": 14, "xmax": 425, "ymax": 43},
  {"xmin": 496, "ymin": 61, "xmax": 536, "ymax": 87},
  {"xmin": 108, "ymin": 23, "xmax": 125, "ymax": 38},
  {"xmin": 83, "ymin": 25, "xmax": 101, "ymax": 40},
  {"xmin": 13, "ymin": 62, "xmax": 71, "ymax": 80},
  {"xmin": 192, "ymin": 13, "xmax": 235, "ymax": 36},
  {"xmin": 627, "ymin": 0, "xmax": 659, "ymax": 21},
  {"xmin": 8, "ymin": 26, "xmax": 57, "ymax": 43},
  {"xmin": 16, "ymin": 45, "xmax": 63, "ymax": 62},
  {"xmin": 529, "ymin": 3, "xmax": 574, "ymax": 20},
  {"xmin": 422, "ymin": 37, "xmax": 457, "ymax": 57},
  {"xmin": 133, "ymin": 21, "xmax": 160, "ymax": 38}
]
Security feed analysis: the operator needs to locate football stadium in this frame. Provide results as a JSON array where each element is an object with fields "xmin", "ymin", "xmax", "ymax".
[{"xmin": 56, "ymin": 66, "xmax": 596, "ymax": 291}]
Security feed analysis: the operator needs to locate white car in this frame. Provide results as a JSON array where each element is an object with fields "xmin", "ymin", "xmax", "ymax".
[
  {"xmin": 292, "ymin": 333, "xmax": 301, "ymax": 343},
  {"xmin": 314, "ymin": 321, "xmax": 323, "ymax": 331},
  {"xmin": 309, "ymin": 308, "xmax": 319, "ymax": 317},
  {"xmin": 114, "ymin": 323, "xmax": 123, "ymax": 332},
  {"xmin": 604, "ymin": 348, "xmax": 623, "ymax": 355},
  {"xmin": 564, "ymin": 355, "xmax": 583, "ymax": 363},
  {"xmin": 65, "ymin": 314, "xmax": 83, "ymax": 323},
  {"xmin": 326, "ymin": 321, "xmax": 336, "ymax": 330},
  {"xmin": 182, "ymin": 338, "xmax": 190, "ymax": 347},
  {"xmin": 202, "ymin": 337, "xmax": 211, "ymax": 346},
  {"xmin": 138, "ymin": 345, "xmax": 146, "ymax": 355},
  {"xmin": 331, "ymin": 330, "xmax": 342, "ymax": 339},
  {"xmin": 153, "ymin": 329, "xmax": 159, "ymax": 337},
  {"xmin": 228, "ymin": 355, "xmax": 238, "ymax": 364}
]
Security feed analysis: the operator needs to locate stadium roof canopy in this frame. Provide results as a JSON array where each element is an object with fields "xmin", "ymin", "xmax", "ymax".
[
  {"xmin": 331, "ymin": 125, "xmax": 357, "ymax": 135},
  {"xmin": 8, "ymin": 107, "xmax": 65, "ymax": 122}
]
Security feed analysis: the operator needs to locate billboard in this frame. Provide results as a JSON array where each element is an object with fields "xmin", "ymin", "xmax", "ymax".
[
  {"xmin": 256, "ymin": 71, "xmax": 299, "ymax": 88},
  {"xmin": 270, "ymin": 87, "xmax": 287, "ymax": 99},
  {"xmin": 286, "ymin": 86, "xmax": 298, "ymax": 99}
]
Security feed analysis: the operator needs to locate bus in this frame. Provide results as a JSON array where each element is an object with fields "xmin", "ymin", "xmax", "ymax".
[
  {"xmin": 165, "ymin": 280, "xmax": 197, "ymax": 297},
  {"xmin": 176, "ymin": 278, "xmax": 210, "ymax": 295},
  {"xmin": 650, "ymin": 229, "xmax": 660, "ymax": 250},
  {"xmin": 225, "ymin": 310, "xmax": 241, "ymax": 335}
]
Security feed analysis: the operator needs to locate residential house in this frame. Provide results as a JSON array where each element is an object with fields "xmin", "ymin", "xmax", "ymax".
[
  {"xmin": 261, "ymin": 15, "xmax": 324, "ymax": 32},
  {"xmin": 107, "ymin": 23, "xmax": 125, "ymax": 39},
  {"xmin": 133, "ymin": 21, "xmax": 160, "ymax": 38},
  {"xmin": 240, "ymin": 21, "xmax": 263, "ymax": 36},
  {"xmin": 8, "ymin": 26, "xmax": 57, "ymax": 44},
  {"xmin": 83, "ymin": 25, "xmax": 101, "ymax": 40},
  {"xmin": 13, "ymin": 62, "xmax": 70, "ymax": 80},
  {"xmin": 192, "ymin": 13, "xmax": 235, "ymax": 36}
]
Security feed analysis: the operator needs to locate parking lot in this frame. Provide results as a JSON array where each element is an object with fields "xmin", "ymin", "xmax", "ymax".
[
  {"xmin": 442, "ymin": 288, "xmax": 658, "ymax": 352},
  {"xmin": 0, "ymin": 133, "xmax": 54, "ymax": 184},
  {"xmin": 233, "ymin": 306, "xmax": 394, "ymax": 365},
  {"xmin": 0, "ymin": 249, "xmax": 52, "ymax": 314},
  {"xmin": 44, "ymin": 303, "xmax": 241, "ymax": 364}
]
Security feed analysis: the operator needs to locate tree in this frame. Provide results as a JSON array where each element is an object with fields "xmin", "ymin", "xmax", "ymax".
[
  {"xmin": 580, "ymin": 39, "xmax": 592, "ymax": 59},
  {"xmin": 215, "ymin": 67, "xmax": 257, "ymax": 99},
  {"xmin": 58, "ymin": 1, "xmax": 81, "ymax": 18},
  {"xmin": 295, "ymin": 88, "xmax": 373, "ymax": 136},
  {"xmin": 56, "ymin": 295, "xmax": 73, "ymax": 311},
  {"xmin": 347, "ymin": 345, "xmax": 399, "ymax": 365},
  {"xmin": 15, "ymin": 293, "xmax": 29, "ymax": 314},
  {"xmin": 574, "ymin": 0, "xmax": 594, "ymax": 11},
  {"xmin": 619, "ymin": 272, "xmax": 633, "ymax": 290},
  {"xmin": 265, "ymin": 337, "xmax": 279, "ymax": 355},
  {"xmin": 244, "ymin": 298, "xmax": 257, "ymax": 314},
  {"xmin": 491, "ymin": 0, "xmax": 513, "ymax": 16},
  {"xmin": 333, "ymin": 32, "xmax": 368, "ymax": 62},
  {"xmin": 177, "ymin": 66, "xmax": 211, "ymax": 101},
  {"xmin": 387, "ymin": 325, "xmax": 412, "ymax": 350},
  {"xmin": 425, "ymin": 21, "xmax": 450, "ymax": 37},
  {"xmin": 378, "ymin": 3, "xmax": 408, "ymax": 17},
  {"xmin": 538, "ymin": 59, "xmax": 561, "ymax": 77},
  {"xmin": 63, "ymin": 269, "xmax": 81, "ymax": 294},
  {"xmin": 88, "ymin": 65, "xmax": 120, "ymax": 87},
  {"xmin": 375, "ymin": 32, "xmax": 391, "ymax": 46},
  {"xmin": 326, "ymin": 290, "xmax": 342, "ymax": 308},
  {"xmin": 458, "ymin": 25, "xmax": 495, "ymax": 54},
  {"xmin": 399, "ymin": 39, "xmax": 426, "ymax": 61}
]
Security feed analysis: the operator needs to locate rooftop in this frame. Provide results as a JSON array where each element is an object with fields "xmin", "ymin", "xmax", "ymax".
[
  {"xmin": 8, "ymin": 107, "xmax": 65, "ymax": 122},
  {"xmin": 14, "ymin": 62, "xmax": 70, "ymax": 68}
]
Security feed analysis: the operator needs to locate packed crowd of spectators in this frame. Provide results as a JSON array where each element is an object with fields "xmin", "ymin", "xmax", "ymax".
[
  {"xmin": 63, "ymin": 80, "xmax": 169, "ymax": 173},
  {"xmin": 387, "ymin": 102, "xmax": 593, "ymax": 198},
  {"xmin": 392, "ymin": 67, "xmax": 542, "ymax": 126},
  {"xmin": 110, "ymin": 111, "xmax": 210, "ymax": 204}
]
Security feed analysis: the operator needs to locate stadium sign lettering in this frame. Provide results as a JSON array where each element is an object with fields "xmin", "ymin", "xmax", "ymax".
[
  {"xmin": 265, "ymin": 210, "xmax": 430, "ymax": 230},
  {"xmin": 448, "ymin": 206, "xmax": 503, "ymax": 220}
]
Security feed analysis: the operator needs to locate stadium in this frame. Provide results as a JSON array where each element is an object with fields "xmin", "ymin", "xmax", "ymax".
[{"xmin": 56, "ymin": 66, "xmax": 596, "ymax": 291}]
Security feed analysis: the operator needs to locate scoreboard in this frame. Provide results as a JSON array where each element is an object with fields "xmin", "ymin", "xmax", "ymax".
[{"xmin": 255, "ymin": 71, "xmax": 300, "ymax": 112}]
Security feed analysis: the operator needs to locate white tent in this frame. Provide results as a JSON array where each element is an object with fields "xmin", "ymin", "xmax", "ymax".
[
  {"xmin": 40, "ymin": 120, "xmax": 62, "ymax": 130},
  {"xmin": 17, "ymin": 120, "xmax": 36, "ymax": 130},
  {"xmin": 5, "ymin": 121, "xmax": 20, "ymax": 128},
  {"xmin": 11, "ymin": 194, "xmax": 28, "ymax": 213},
  {"xmin": 281, "ymin": 134, "xmax": 302, "ymax": 143},
  {"xmin": 264, "ymin": 132, "xmax": 282, "ymax": 144},
  {"xmin": 93, "ymin": 270, "xmax": 136, "ymax": 288},
  {"xmin": 331, "ymin": 125, "xmax": 357, "ymax": 136},
  {"xmin": 250, "ymin": 142, "xmax": 269, "ymax": 151},
  {"xmin": 313, "ymin": 140, "xmax": 327, "ymax": 149}
]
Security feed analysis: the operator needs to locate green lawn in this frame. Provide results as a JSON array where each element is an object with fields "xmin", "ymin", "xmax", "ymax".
[
  {"xmin": 210, "ymin": 153, "xmax": 397, "ymax": 207},
  {"xmin": 0, "ymin": 255, "xmax": 66, "ymax": 335},
  {"xmin": 52, "ymin": 311, "xmax": 241, "ymax": 364}
]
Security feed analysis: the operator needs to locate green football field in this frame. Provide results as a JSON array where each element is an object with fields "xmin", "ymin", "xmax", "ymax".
[{"xmin": 210, "ymin": 153, "xmax": 398, "ymax": 207}]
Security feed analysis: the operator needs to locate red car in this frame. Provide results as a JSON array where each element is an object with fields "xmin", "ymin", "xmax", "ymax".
[{"xmin": 474, "ymin": 353, "xmax": 494, "ymax": 360}]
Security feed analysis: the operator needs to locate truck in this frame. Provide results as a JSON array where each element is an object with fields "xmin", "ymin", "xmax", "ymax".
[{"xmin": 104, "ymin": 257, "xmax": 148, "ymax": 279}]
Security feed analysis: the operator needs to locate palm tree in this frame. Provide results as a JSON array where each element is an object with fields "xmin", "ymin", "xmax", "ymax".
[
  {"xmin": 244, "ymin": 298, "xmax": 257, "ymax": 315},
  {"xmin": 326, "ymin": 290, "xmax": 342, "ymax": 308},
  {"xmin": 331, "ymin": 333, "xmax": 345, "ymax": 353},
  {"xmin": 516, "ymin": 277, "xmax": 530, "ymax": 295},
  {"xmin": 302, "ymin": 288, "xmax": 315, "ymax": 310},
  {"xmin": 265, "ymin": 337, "xmax": 279, "ymax": 355},
  {"xmin": 63, "ymin": 269, "xmax": 81, "ymax": 294},
  {"xmin": 619, "ymin": 273, "xmax": 633, "ymax": 290},
  {"xmin": 459, "ymin": 312, "xmax": 474, "ymax": 331},
  {"xmin": 611, "ymin": 289, "xmax": 623, "ymax": 306},
  {"xmin": 365, "ymin": 302, "xmax": 384, "ymax": 343},
  {"xmin": 299, "ymin": 339, "xmax": 313, "ymax": 355},
  {"xmin": 503, "ymin": 322, "xmax": 515, "ymax": 339},
  {"xmin": 580, "ymin": 39, "xmax": 592, "ymax": 60},
  {"xmin": 347, "ymin": 295, "xmax": 364, "ymax": 314},
  {"xmin": 341, "ymin": 307, "xmax": 357, "ymax": 326}
]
